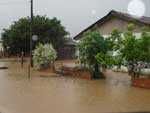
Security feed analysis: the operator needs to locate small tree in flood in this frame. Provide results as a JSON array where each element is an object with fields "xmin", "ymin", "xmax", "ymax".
[
  {"xmin": 33, "ymin": 43, "xmax": 57, "ymax": 69},
  {"xmin": 110, "ymin": 24, "xmax": 150, "ymax": 78},
  {"xmin": 95, "ymin": 29, "xmax": 119, "ymax": 70},
  {"xmin": 77, "ymin": 31, "xmax": 105, "ymax": 79}
]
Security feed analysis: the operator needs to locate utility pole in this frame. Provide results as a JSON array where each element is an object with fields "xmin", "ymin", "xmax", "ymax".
[
  {"xmin": 30, "ymin": 0, "xmax": 33, "ymax": 67},
  {"xmin": 28, "ymin": 0, "xmax": 33, "ymax": 78}
]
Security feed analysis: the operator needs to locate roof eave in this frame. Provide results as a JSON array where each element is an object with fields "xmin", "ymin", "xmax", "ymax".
[{"xmin": 74, "ymin": 10, "xmax": 150, "ymax": 40}]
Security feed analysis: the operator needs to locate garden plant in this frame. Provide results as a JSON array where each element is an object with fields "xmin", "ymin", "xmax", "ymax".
[
  {"xmin": 109, "ymin": 24, "xmax": 150, "ymax": 78},
  {"xmin": 77, "ymin": 31, "xmax": 107, "ymax": 79},
  {"xmin": 33, "ymin": 43, "xmax": 57, "ymax": 70}
]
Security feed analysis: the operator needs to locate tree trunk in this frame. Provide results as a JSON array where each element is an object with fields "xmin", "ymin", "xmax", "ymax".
[
  {"xmin": 129, "ymin": 63, "xmax": 135, "ymax": 77},
  {"xmin": 92, "ymin": 63, "xmax": 104, "ymax": 79}
]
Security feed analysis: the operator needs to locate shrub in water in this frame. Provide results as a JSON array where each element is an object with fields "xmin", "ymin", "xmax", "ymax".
[{"xmin": 33, "ymin": 43, "xmax": 57, "ymax": 69}]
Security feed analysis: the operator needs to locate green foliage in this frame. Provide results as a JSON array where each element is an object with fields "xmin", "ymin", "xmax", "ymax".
[
  {"xmin": 33, "ymin": 43, "xmax": 57, "ymax": 67},
  {"xmin": 112, "ymin": 55, "xmax": 124, "ymax": 66},
  {"xmin": 77, "ymin": 31, "xmax": 105, "ymax": 67},
  {"xmin": 139, "ymin": 32, "xmax": 150, "ymax": 62},
  {"xmin": 123, "ymin": 32, "xmax": 138, "ymax": 62},
  {"xmin": 105, "ymin": 29, "xmax": 124, "ymax": 67},
  {"xmin": 127, "ymin": 23, "xmax": 136, "ymax": 31},
  {"xmin": 123, "ymin": 25, "xmax": 150, "ymax": 65},
  {"xmin": 77, "ymin": 24, "xmax": 150, "ymax": 78},
  {"xmin": 1, "ymin": 15, "xmax": 68, "ymax": 55},
  {"xmin": 110, "ymin": 24, "xmax": 150, "ymax": 77},
  {"xmin": 77, "ymin": 31, "xmax": 105, "ymax": 78},
  {"xmin": 95, "ymin": 53, "xmax": 114, "ymax": 67}
]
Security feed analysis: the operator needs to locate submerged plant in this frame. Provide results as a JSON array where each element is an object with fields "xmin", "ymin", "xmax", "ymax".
[
  {"xmin": 77, "ymin": 31, "xmax": 106, "ymax": 79},
  {"xmin": 33, "ymin": 43, "xmax": 57, "ymax": 68}
]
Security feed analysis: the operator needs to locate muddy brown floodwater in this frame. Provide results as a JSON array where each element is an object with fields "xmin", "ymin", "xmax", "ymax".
[{"xmin": 0, "ymin": 61, "xmax": 150, "ymax": 113}]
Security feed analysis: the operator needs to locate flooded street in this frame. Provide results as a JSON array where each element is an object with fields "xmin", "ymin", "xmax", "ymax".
[{"xmin": 0, "ymin": 61, "xmax": 150, "ymax": 113}]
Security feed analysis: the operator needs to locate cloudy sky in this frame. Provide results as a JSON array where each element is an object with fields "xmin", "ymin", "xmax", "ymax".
[{"xmin": 0, "ymin": 0, "xmax": 150, "ymax": 37}]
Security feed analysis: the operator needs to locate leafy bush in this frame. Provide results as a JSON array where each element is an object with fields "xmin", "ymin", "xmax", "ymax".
[
  {"xmin": 95, "ymin": 53, "xmax": 114, "ymax": 68},
  {"xmin": 110, "ymin": 24, "xmax": 150, "ymax": 78},
  {"xmin": 33, "ymin": 43, "xmax": 57, "ymax": 68},
  {"xmin": 77, "ymin": 31, "xmax": 105, "ymax": 79}
]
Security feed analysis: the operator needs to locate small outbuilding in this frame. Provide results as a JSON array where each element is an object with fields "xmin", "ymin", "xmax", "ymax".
[{"xmin": 57, "ymin": 38, "xmax": 76, "ymax": 60}]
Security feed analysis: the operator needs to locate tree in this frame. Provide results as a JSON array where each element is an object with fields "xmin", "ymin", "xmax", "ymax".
[
  {"xmin": 110, "ymin": 24, "xmax": 150, "ymax": 77},
  {"xmin": 139, "ymin": 31, "xmax": 150, "ymax": 64},
  {"xmin": 33, "ymin": 43, "xmax": 57, "ymax": 69},
  {"xmin": 108, "ymin": 29, "xmax": 125, "ymax": 68},
  {"xmin": 77, "ymin": 31, "xmax": 105, "ymax": 79},
  {"xmin": 95, "ymin": 53, "xmax": 114, "ymax": 69},
  {"xmin": 95, "ymin": 28, "xmax": 126, "ymax": 70},
  {"xmin": 1, "ymin": 15, "xmax": 68, "ymax": 55}
]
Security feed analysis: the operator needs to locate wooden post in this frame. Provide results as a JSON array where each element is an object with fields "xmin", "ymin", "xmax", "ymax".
[{"xmin": 21, "ymin": 51, "xmax": 24, "ymax": 68}]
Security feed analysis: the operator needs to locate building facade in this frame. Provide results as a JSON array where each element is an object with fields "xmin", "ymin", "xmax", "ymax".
[{"xmin": 74, "ymin": 10, "xmax": 150, "ymax": 40}]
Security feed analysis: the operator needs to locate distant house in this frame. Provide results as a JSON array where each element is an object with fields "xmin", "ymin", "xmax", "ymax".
[
  {"xmin": 57, "ymin": 37, "xmax": 76, "ymax": 60},
  {"xmin": 74, "ymin": 10, "xmax": 150, "ymax": 40}
]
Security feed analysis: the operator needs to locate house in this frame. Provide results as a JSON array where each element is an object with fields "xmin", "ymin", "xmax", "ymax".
[
  {"xmin": 74, "ymin": 10, "xmax": 150, "ymax": 40},
  {"xmin": 57, "ymin": 37, "xmax": 76, "ymax": 60}
]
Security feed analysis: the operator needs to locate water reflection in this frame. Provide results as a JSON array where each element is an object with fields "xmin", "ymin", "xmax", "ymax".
[{"xmin": 0, "ymin": 61, "xmax": 150, "ymax": 113}]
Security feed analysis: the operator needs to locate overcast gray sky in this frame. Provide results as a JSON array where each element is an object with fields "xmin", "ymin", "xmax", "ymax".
[{"xmin": 0, "ymin": 0, "xmax": 150, "ymax": 37}]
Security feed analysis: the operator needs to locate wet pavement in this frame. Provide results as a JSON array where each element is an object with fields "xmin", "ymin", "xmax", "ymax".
[{"xmin": 0, "ymin": 60, "xmax": 150, "ymax": 113}]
